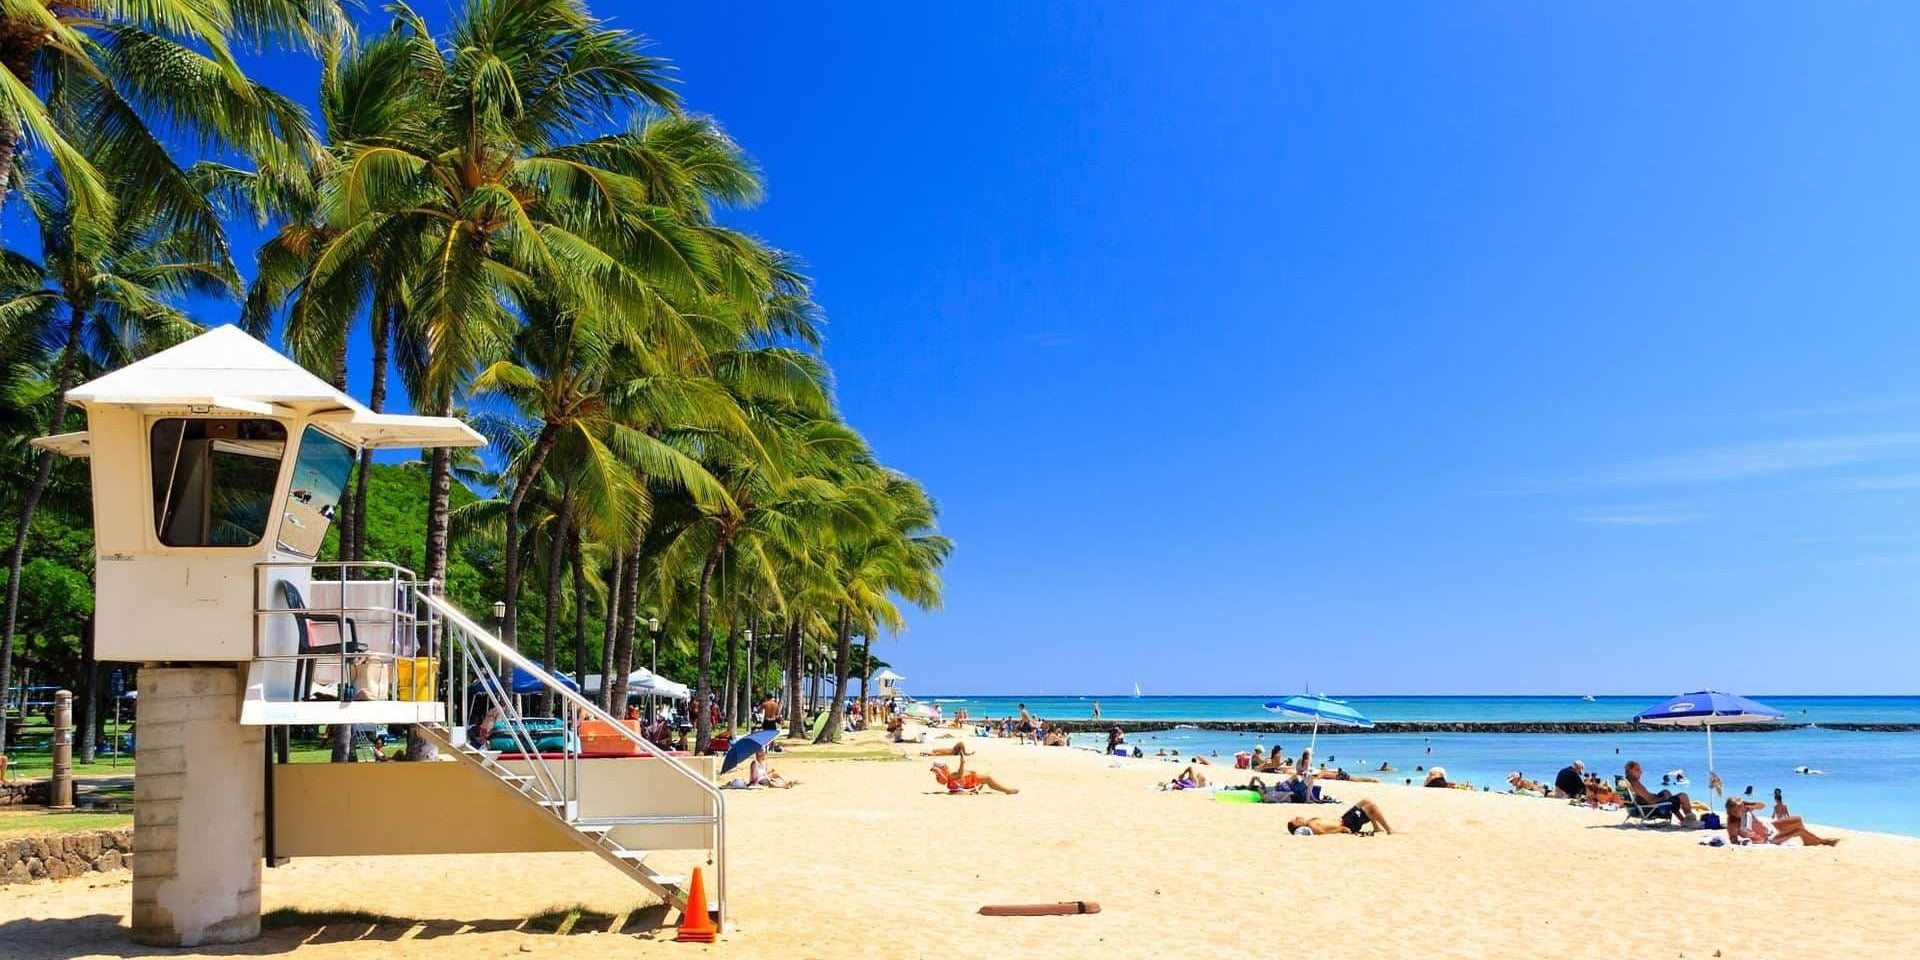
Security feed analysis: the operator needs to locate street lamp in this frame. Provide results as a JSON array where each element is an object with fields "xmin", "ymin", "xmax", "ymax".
[
  {"xmin": 740, "ymin": 629, "xmax": 754, "ymax": 733},
  {"xmin": 490, "ymin": 600, "xmax": 508, "ymax": 687},
  {"xmin": 645, "ymin": 616, "xmax": 661, "ymax": 721}
]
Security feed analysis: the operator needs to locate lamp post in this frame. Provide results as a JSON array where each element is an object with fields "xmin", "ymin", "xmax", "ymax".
[
  {"xmin": 645, "ymin": 616, "xmax": 661, "ymax": 721},
  {"xmin": 741, "ymin": 628, "xmax": 754, "ymax": 735},
  {"xmin": 491, "ymin": 600, "xmax": 507, "ymax": 681}
]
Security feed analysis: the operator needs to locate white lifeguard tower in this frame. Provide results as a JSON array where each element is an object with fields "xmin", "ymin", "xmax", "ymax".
[{"xmin": 38, "ymin": 327, "xmax": 726, "ymax": 946}]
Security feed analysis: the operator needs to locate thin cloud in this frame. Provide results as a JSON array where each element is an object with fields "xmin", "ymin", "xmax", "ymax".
[
  {"xmin": 1584, "ymin": 433, "xmax": 1920, "ymax": 486},
  {"xmin": 1835, "ymin": 473, "xmax": 1920, "ymax": 491},
  {"xmin": 1574, "ymin": 510, "xmax": 1704, "ymax": 526}
]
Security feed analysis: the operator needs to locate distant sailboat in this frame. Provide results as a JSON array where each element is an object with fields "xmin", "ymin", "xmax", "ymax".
[
  {"xmin": 1581, "ymin": 695, "xmax": 1597, "ymax": 701},
  {"xmin": 1132, "ymin": 682, "xmax": 1143, "ymax": 698}
]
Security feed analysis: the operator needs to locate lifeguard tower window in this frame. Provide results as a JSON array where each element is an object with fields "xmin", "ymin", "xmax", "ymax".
[
  {"xmin": 150, "ymin": 418, "xmax": 287, "ymax": 547},
  {"xmin": 278, "ymin": 425, "xmax": 354, "ymax": 557}
]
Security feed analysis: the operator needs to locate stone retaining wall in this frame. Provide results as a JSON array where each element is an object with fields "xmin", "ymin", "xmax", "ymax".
[{"xmin": 0, "ymin": 829, "xmax": 134, "ymax": 884}]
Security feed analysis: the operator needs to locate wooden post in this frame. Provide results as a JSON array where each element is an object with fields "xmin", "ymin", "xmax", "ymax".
[{"xmin": 50, "ymin": 688, "xmax": 73, "ymax": 808}]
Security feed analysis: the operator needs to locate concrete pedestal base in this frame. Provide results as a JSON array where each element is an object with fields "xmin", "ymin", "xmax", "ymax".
[{"xmin": 131, "ymin": 667, "xmax": 263, "ymax": 946}]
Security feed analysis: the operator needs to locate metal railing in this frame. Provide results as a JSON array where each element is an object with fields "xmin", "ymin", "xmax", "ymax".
[
  {"xmin": 421, "ymin": 591, "xmax": 726, "ymax": 917},
  {"xmin": 252, "ymin": 561, "xmax": 436, "ymax": 704}
]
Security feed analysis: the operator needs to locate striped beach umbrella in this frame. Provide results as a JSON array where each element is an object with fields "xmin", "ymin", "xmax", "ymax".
[
  {"xmin": 1632, "ymin": 690, "xmax": 1784, "ymax": 797},
  {"xmin": 1263, "ymin": 693, "xmax": 1374, "ymax": 754}
]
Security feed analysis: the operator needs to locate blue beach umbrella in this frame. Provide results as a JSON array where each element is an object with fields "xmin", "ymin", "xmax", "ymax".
[
  {"xmin": 1632, "ymin": 690, "xmax": 1784, "ymax": 797},
  {"xmin": 721, "ymin": 728, "xmax": 781, "ymax": 776},
  {"xmin": 1263, "ymin": 693, "xmax": 1374, "ymax": 754}
]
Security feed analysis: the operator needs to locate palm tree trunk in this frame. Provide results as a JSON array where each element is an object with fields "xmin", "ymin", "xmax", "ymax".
[
  {"xmin": 77, "ymin": 614, "xmax": 96, "ymax": 764},
  {"xmin": 330, "ymin": 342, "xmax": 356, "ymax": 566},
  {"xmin": 540, "ymin": 486, "xmax": 573, "ymax": 714},
  {"xmin": 722, "ymin": 609, "xmax": 738, "ymax": 737},
  {"xmin": 857, "ymin": 632, "xmax": 872, "ymax": 725},
  {"xmin": 692, "ymin": 547, "xmax": 723, "ymax": 754},
  {"xmin": 0, "ymin": 308, "xmax": 86, "ymax": 755},
  {"xmin": 608, "ymin": 543, "xmax": 640, "ymax": 711},
  {"xmin": 569, "ymin": 525, "xmax": 588, "ymax": 691},
  {"xmin": 501, "ymin": 424, "xmax": 559, "ymax": 654},
  {"xmin": 598, "ymin": 551, "xmax": 622, "ymax": 709},
  {"xmin": 817, "ymin": 607, "xmax": 854, "ymax": 744},
  {"xmin": 785, "ymin": 619, "xmax": 805, "ymax": 739},
  {"xmin": 351, "ymin": 304, "xmax": 392, "ymax": 564},
  {"xmin": 330, "ymin": 722, "xmax": 354, "ymax": 762},
  {"xmin": 0, "ymin": 27, "xmax": 46, "ymax": 204},
  {"xmin": 423, "ymin": 398, "xmax": 455, "ymax": 586}
]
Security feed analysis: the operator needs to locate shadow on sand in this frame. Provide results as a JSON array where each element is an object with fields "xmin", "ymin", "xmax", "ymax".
[{"xmin": 0, "ymin": 903, "xmax": 676, "ymax": 960}]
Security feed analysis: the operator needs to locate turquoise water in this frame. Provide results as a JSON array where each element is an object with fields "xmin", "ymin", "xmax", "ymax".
[{"xmin": 923, "ymin": 696, "xmax": 1920, "ymax": 837}]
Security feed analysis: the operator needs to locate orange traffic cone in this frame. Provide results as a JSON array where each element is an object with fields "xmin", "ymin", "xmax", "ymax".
[{"xmin": 675, "ymin": 867, "xmax": 718, "ymax": 943}]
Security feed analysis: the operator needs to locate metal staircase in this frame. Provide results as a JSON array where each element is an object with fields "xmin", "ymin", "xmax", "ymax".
[{"xmin": 416, "ymin": 592, "xmax": 725, "ymax": 923}]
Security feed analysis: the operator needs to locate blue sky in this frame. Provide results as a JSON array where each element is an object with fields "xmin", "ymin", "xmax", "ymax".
[{"xmin": 224, "ymin": 4, "xmax": 1920, "ymax": 694}]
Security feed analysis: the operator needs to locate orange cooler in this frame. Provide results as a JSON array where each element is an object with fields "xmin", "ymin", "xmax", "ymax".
[{"xmin": 581, "ymin": 718, "xmax": 646, "ymax": 756}]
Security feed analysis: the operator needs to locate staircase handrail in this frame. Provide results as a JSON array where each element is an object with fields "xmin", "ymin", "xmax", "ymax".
[{"xmin": 419, "ymin": 591, "xmax": 726, "ymax": 910}]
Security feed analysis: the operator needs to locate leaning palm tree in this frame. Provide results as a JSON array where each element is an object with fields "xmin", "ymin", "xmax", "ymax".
[{"xmin": 0, "ymin": 172, "xmax": 235, "ymax": 752}]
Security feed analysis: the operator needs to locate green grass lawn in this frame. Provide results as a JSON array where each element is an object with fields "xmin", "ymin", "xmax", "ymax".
[
  {"xmin": 0, "ymin": 811, "xmax": 133, "ymax": 837},
  {"xmin": 6, "ymin": 738, "xmax": 339, "ymax": 779}
]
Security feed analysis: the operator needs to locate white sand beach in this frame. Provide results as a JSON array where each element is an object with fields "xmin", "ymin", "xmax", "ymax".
[{"xmin": 4, "ymin": 731, "xmax": 1918, "ymax": 960}]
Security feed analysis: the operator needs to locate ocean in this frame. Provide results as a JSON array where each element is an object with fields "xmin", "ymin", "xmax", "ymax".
[{"xmin": 917, "ymin": 696, "xmax": 1920, "ymax": 837}]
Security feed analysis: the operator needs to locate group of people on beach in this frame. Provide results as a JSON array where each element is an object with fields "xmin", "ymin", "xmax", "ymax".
[{"xmin": 1521, "ymin": 759, "xmax": 1840, "ymax": 845}]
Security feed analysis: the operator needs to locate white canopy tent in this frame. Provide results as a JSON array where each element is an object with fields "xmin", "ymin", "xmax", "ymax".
[{"xmin": 626, "ymin": 667, "xmax": 692, "ymax": 701}]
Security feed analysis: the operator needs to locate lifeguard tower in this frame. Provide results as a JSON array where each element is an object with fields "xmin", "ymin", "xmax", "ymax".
[{"xmin": 37, "ymin": 327, "xmax": 725, "ymax": 946}]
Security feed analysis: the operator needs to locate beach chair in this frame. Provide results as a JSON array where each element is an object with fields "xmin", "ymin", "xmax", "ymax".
[
  {"xmin": 282, "ymin": 581, "xmax": 365, "ymax": 702},
  {"xmin": 1622, "ymin": 794, "xmax": 1677, "ymax": 827}
]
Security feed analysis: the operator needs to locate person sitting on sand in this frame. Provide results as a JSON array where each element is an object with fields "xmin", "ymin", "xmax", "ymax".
[
  {"xmin": 750, "ymin": 748, "xmax": 797, "ymax": 789},
  {"xmin": 1624, "ymin": 761, "xmax": 1697, "ymax": 824},
  {"xmin": 1246, "ymin": 775, "xmax": 1311, "ymax": 804},
  {"xmin": 1288, "ymin": 799, "xmax": 1394, "ymax": 836},
  {"xmin": 931, "ymin": 755, "xmax": 1018, "ymax": 795},
  {"xmin": 1249, "ymin": 747, "xmax": 1265, "ymax": 769},
  {"xmin": 1192, "ymin": 754, "xmax": 1211, "ymax": 765},
  {"xmin": 1725, "ymin": 797, "xmax": 1837, "ymax": 846},
  {"xmin": 1553, "ymin": 761, "xmax": 1586, "ymax": 800},
  {"xmin": 1042, "ymin": 728, "xmax": 1069, "ymax": 747},
  {"xmin": 1424, "ymin": 766, "xmax": 1452, "ymax": 789}
]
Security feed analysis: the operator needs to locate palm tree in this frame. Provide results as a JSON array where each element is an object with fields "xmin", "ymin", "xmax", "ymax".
[
  {"xmin": 816, "ymin": 473, "xmax": 949, "ymax": 743},
  {"xmin": 0, "ymin": 0, "xmax": 340, "ymax": 219},
  {"xmin": 0, "ymin": 172, "xmax": 235, "ymax": 752}
]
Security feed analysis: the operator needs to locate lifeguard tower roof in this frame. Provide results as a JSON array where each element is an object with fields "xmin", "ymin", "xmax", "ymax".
[{"xmin": 35, "ymin": 324, "xmax": 484, "ymax": 456}]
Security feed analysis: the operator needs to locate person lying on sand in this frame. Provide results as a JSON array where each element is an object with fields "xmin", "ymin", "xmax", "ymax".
[
  {"xmin": 1624, "ymin": 761, "xmax": 1697, "ymax": 824},
  {"xmin": 920, "ymin": 742, "xmax": 970, "ymax": 757},
  {"xmin": 1725, "ymin": 798, "xmax": 1837, "ymax": 846},
  {"xmin": 1245, "ymin": 775, "xmax": 1315, "ymax": 804},
  {"xmin": 1163, "ymin": 766, "xmax": 1208, "ymax": 790},
  {"xmin": 1507, "ymin": 772, "xmax": 1546, "ymax": 795},
  {"xmin": 1320, "ymin": 768, "xmax": 1378, "ymax": 783},
  {"xmin": 1288, "ymin": 799, "xmax": 1393, "ymax": 835},
  {"xmin": 750, "ymin": 749, "xmax": 797, "ymax": 789},
  {"xmin": 931, "ymin": 755, "xmax": 1018, "ymax": 795},
  {"xmin": 1424, "ymin": 767, "xmax": 1452, "ymax": 788}
]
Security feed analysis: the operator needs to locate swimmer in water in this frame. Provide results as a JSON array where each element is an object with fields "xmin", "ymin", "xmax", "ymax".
[{"xmin": 1794, "ymin": 766, "xmax": 1827, "ymax": 776}]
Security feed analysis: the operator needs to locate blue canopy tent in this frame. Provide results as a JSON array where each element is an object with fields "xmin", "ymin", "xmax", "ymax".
[
  {"xmin": 1263, "ymin": 693, "xmax": 1374, "ymax": 755},
  {"xmin": 1632, "ymin": 690, "xmax": 1784, "ymax": 797}
]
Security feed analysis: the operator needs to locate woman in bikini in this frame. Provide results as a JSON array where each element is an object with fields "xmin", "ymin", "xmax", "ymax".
[
  {"xmin": 930, "ymin": 755, "xmax": 1018, "ymax": 794},
  {"xmin": 1725, "ymin": 797, "xmax": 1838, "ymax": 846}
]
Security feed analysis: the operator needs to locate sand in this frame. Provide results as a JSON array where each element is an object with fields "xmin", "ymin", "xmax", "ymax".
[{"xmin": 4, "ymin": 731, "xmax": 1919, "ymax": 959}]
